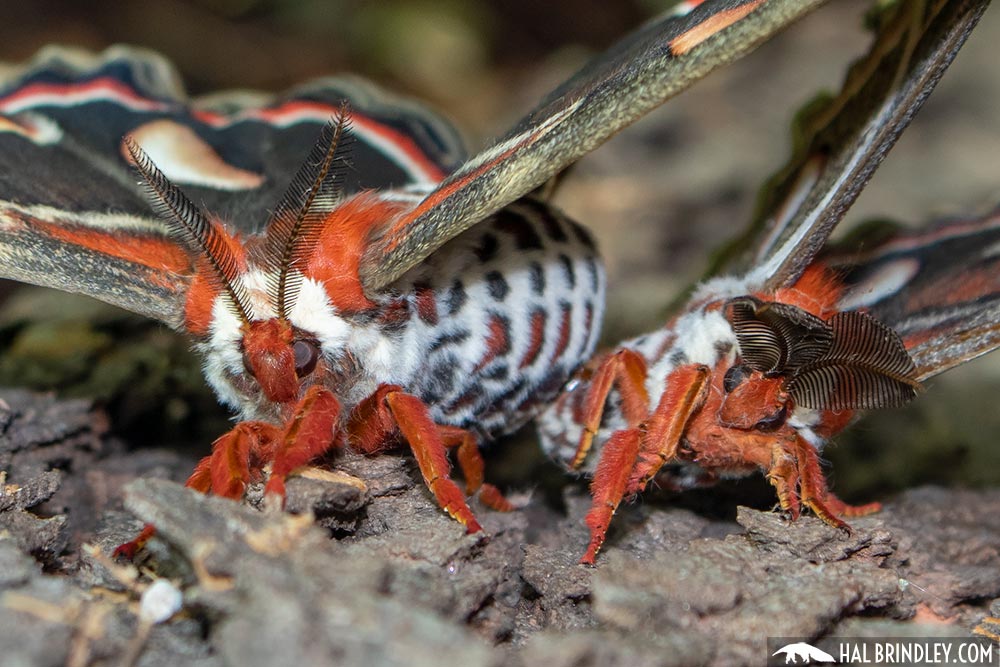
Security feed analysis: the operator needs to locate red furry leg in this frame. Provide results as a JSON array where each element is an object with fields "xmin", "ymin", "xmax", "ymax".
[
  {"xmin": 793, "ymin": 437, "xmax": 848, "ymax": 530},
  {"xmin": 788, "ymin": 435, "xmax": 883, "ymax": 530},
  {"xmin": 571, "ymin": 349, "xmax": 650, "ymax": 469},
  {"xmin": 823, "ymin": 492, "xmax": 881, "ymax": 518},
  {"xmin": 581, "ymin": 364, "xmax": 708, "ymax": 565},
  {"xmin": 347, "ymin": 385, "xmax": 482, "ymax": 532},
  {"xmin": 582, "ymin": 428, "xmax": 641, "ymax": 565},
  {"xmin": 439, "ymin": 425, "xmax": 514, "ymax": 512},
  {"xmin": 478, "ymin": 485, "xmax": 513, "ymax": 513},
  {"xmin": 196, "ymin": 422, "xmax": 278, "ymax": 499},
  {"xmin": 383, "ymin": 391, "xmax": 482, "ymax": 533},
  {"xmin": 625, "ymin": 364, "xmax": 710, "ymax": 494},
  {"xmin": 114, "ymin": 420, "xmax": 278, "ymax": 560},
  {"xmin": 767, "ymin": 441, "xmax": 802, "ymax": 520},
  {"xmin": 345, "ymin": 385, "xmax": 399, "ymax": 455},
  {"xmin": 113, "ymin": 524, "xmax": 157, "ymax": 560},
  {"xmin": 263, "ymin": 386, "xmax": 342, "ymax": 499},
  {"xmin": 438, "ymin": 425, "xmax": 484, "ymax": 494}
]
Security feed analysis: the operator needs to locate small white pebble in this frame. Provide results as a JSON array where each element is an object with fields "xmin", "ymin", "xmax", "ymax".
[{"xmin": 139, "ymin": 579, "xmax": 183, "ymax": 625}]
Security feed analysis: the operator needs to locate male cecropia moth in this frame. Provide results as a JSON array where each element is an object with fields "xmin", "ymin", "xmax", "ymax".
[
  {"xmin": 0, "ymin": 2, "xmax": 832, "ymax": 548},
  {"xmin": 538, "ymin": 0, "xmax": 999, "ymax": 563}
]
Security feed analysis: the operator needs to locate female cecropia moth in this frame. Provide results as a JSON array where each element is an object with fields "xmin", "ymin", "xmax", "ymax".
[
  {"xmin": 539, "ymin": 0, "xmax": 999, "ymax": 563},
  {"xmin": 0, "ymin": 54, "xmax": 607, "ymax": 554},
  {"xmin": 0, "ymin": 2, "xmax": 831, "ymax": 550}
]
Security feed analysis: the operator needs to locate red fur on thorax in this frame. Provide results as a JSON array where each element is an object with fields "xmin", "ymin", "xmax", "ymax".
[
  {"xmin": 379, "ymin": 147, "xmax": 520, "ymax": 253},
  {"xmin": 766, "ymin": 264, "xmax": 843, "ymax": 318},
  {"xmin": 184, "ymin": 275, "xmax": 217, "ymax": 337},
  {"xmin": 306, "ymin": 193, "xmax": 408, "ymax": 313}
]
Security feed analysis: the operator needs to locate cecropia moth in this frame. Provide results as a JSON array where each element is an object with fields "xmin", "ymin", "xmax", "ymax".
[
  {"xmin": 538, "ymin": 0, "xmax": 999, "ymax": 563},
  {"xmin": 0, "ymin": 1, "xmax": 832, "ymax": 549}
]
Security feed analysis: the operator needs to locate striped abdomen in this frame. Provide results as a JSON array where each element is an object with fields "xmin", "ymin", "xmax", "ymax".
[{"xmin": 397, "ymin": 197, "xmax": 606, "ymax": 438}]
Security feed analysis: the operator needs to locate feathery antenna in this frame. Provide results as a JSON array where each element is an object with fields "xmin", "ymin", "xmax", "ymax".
[
  {"xmin": 726, "ymin": 296, "xmax": 921, "ymax": 411},
  {"xmin": 264, "ymin": 104, "xmax": 353, "ymax": 319},
  {"xmin": 787, "ymin": 311, "xmax": 921, "ymax": 410},
  {"xmin": 125, "ymin": 136, "xmax": 252, "ymax": 324}
]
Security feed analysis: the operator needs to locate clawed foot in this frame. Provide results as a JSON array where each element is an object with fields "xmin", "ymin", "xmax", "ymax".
[{"xmin": 769, "ymin": 436, "xmax": 881, "ymax": 533}]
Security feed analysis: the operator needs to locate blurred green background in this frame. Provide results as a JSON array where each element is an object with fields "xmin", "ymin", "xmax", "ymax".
[{"xmin": 0, "ymin": 0, "xmax": 998, "ymax": 501}]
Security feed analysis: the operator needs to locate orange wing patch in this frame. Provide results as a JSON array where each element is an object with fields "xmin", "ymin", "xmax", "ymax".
[
  {"xmin": 670, "ymin": 0, "xmax": 765, "ymax": 56},
  {"xmin": 306, "ymin": 193, "xmax": 408, "ymax": 313}
]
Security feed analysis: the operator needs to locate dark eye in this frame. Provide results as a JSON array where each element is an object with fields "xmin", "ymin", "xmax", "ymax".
[
  {"xmin": 754, "ymin": 404, "xmax": 788, "ymax": 431},
  {"xmin": 292, "ymin": 339, "xmax": 320, "ymax": 377},
  {"xmin": 723, "ymin": 364, "xmax": 751, "ymax": 393}
]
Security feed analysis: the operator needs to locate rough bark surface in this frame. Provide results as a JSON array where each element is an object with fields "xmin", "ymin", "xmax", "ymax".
[{"xmin": 1, "ymin": 390, "xmax": 997, "ymax": 667}]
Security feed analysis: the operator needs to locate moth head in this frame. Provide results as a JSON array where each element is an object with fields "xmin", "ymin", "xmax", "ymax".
[
  {"xmin": 724, "ymin": 296, "xmax": 922, "ymax": 412},
  {"xmin": 717, "ymin": 363, "xmax": 789, "ymax": 431},
  {"xmin": 240, "ymin": 319, "xmax": 321, "ymax": 404},
  {"xmin": 125, "ymin": 108, "xmax": 352, "ymax": 406}
]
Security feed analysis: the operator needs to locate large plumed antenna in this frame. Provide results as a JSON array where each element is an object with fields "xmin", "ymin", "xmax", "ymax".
[
  {"xmin": 264, "ymin": 104, "xmax": 352, "ymax": 319},
  {"xmin": 125, "ymin": 136, "xmax": 253, "ymax": 324},
  {"xmin": 726, "ymin": 296, "xmax": 921, "ymax": 410},
  {"xmin": 787, "ymin": 311, "xmax": 922, "ymax": 410}
]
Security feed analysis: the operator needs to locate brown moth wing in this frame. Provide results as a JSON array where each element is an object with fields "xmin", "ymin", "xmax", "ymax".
[{"xmin": 360, "ymin": 0, "xmax": 830, "ymax": 294}]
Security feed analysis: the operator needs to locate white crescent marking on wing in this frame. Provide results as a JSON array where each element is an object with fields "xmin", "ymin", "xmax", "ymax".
[
  {"xmin": 128, "ymin": 120, "xmax": 265, "ymax": 191},
  {"xmin": 838, "ymin": 257, "xmax": 920, "ymax": 310}
]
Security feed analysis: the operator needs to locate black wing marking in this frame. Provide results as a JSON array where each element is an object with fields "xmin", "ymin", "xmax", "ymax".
[{"xmin": 0, "ymin": 46, "xmax": 465, "ymax": 229}]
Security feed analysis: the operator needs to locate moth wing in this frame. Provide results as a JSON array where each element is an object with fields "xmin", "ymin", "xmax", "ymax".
[
  {"xmin": 0, "ymin": 46, "xmax": 465, "ymax": 328},
  {"xmin": 359, "ymin": 0, "xmax": 830, "ymax": 293},
  {"xmin": 719, "ymin": 0, "xmax": 989, "ymax": 292},
  {"xmin": 827, "ymin": 209, "xmax": 1000, "ymax": 381}
]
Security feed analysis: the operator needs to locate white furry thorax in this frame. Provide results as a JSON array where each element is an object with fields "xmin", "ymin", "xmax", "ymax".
[{"xmin": 197, "ymin": 265, "xmax": 420, "ymax": 422}]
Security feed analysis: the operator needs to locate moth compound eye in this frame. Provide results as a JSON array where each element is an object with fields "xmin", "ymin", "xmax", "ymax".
[
  {"xmin": 723, "ymin": 364, "xmax": 751, "ymax": 393},
  {"xmin": 292, "ymin": 339, "xmax": 320, "ymax": 377},
  {"xmin": 754, "ymin": 404, "xmax": 788, "ymax": 431}
]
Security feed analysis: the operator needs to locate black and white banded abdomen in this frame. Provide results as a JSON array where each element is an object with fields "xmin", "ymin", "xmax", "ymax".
[{"xmin": 398, "ymin": 196, "xmax": 606, "ymax": 438}]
